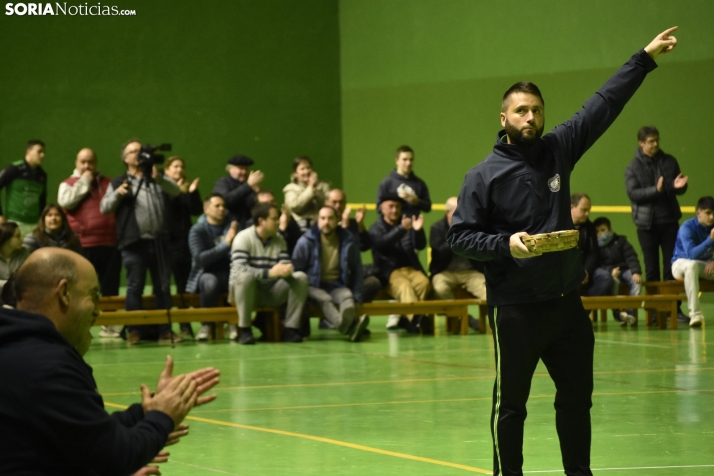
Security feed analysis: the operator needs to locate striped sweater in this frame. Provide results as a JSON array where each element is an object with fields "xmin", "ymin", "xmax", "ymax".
[{"xmin": 229, "ymin": 226, "xmax": 290, "ymax": 283}]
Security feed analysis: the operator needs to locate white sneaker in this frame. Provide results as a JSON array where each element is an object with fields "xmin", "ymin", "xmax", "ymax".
[
  {"xmin": 228, "ymin": 324, "xmax": 239, "ymax": 340},
  {"xmin": 619, "ymin": 312, "xmax": 636, "ymax": 327},
  {"xmin": 98, "ymin": 325, "xmax": 122, "ymax": 338},
  {"xmin": 386, "ymin": 314, "xmax": 400, "ymax": 330},
  {"xmin": 689, "ymin": 313, "xmax": 703, "ymax": 328},
  {"xmin": 196, "ymin": 324, "xmax": 212, "ymax": 341}
]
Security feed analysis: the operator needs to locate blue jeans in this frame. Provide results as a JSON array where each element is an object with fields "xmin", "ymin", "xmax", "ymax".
[
  {"xmin": 121, "ymin": 239, "xmax": 172, "ymax": 338},
  {"xmin": 198, "ymin": 271, "xmax": 229, "ymax": 326},
  {"xmin": 585, "ymin": 267, "xmax": 614, "ymax": 297},
  {"xmin": 612, "ymin": 268, "xmax": 642, "ymax": 317}
]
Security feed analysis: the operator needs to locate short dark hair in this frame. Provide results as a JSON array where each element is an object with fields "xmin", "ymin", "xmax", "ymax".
[
  {"xmin": 292, "ymin": 156, "xmax": 312, "ymax": 172},
  {"xmin": 570, "ymin": 193, "xmax": 591, "ymax": 207},
  {"xmin": 203, "ymin": 193, "xmax": 225, "ymax": 206},
  {"xmin": 696, "ymin": 196, "xmax": 714, "ymax": 211},
  {"xmin": 395, "ymin": 145, "xmax": 413, "ymax": 158},
  {"xmin": 592, "ymin": 217, "xmax": 611, "ymax": 230},
  {"xmin": 319, "ymin": 206, "xmax": 338, "ymax": 218},
  {"xmin": 502, "ymin": 82, "xmax": 544, "ymax": 112},
  {"xmin": 0, "ymin": 221, "xmax": 19, "ymax": 248},
  {"xmin": 26, "ymin": 140, "xmax": 45, "ymax": 151},
  {"xmin": 251, "ymin": 202, "xmax": 277, "ymax": 225},
  {"xmin": 637, "ymin": 126, "xmax": 659, "ymax": 142}
]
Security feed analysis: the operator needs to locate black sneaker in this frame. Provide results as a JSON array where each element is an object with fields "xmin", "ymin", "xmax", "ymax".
[
  {"xmin": 319, "ymin": 318, "xmax": 336, "ymax": 329},
  {"xmin": 282, "ymin": 327, "xmax": 304, "ymax": 343},
  {"xmin": 349, "ymin": 315, "xmax": 370, "ymax": 342},
  {"xmin": 398, "ymin": 315, "xmax": 419, "ymax": 333},
  {"xmin": 415, "ymin": 314, "xmax": 434, "ymax": 335},
  {"xmin": 468, "ymin": 315, "xmax": 480, "ymax": 333},
  {"xmin": 677, "ymin": 312, "xmax": 690, "ymax": 323},
  {"xmin": 238, "ymin": 328, "xmax": 255, "ymax": 345}
]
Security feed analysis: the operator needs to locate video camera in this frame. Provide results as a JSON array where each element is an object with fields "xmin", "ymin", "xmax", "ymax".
[{"xmin": 137, "ymin": 143, "xmax": 172, "ymax": 179}]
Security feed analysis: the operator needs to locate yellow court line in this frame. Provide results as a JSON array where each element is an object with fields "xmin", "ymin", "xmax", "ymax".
[
  {"xmin": 100, "ymin": 367, "xmax": 714, "ymax": 397},
  {"xmin": 345, "ymin": 204, "xmax": 696, "ymax": 214},
  {"xmin": 104, "ymin": 387, "xmax": 714, "ymax": 473},
  {"xmin": 103, "ymin": 401, "xmax": 491, "ymax": 474}
]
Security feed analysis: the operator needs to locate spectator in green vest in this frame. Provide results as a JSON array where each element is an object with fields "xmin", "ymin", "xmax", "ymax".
[{"xmin": 0, "ymin": 140, "xmax": 47, "ymax": 236}]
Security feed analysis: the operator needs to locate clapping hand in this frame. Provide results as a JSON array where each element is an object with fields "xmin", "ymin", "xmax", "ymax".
[
  {"xmin": 154, "ymin": 355, "xmax": 221, "ymax": 408},
  {"xmin": 673, "ymin": 173, "xmax": 688, "ymax": 189}
]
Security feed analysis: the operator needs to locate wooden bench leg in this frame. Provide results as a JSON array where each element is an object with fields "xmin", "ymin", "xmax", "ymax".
[
  {"xmin": 479, "ymin": 304, "xmax": 488, "ymax": 334},
  {"xmin": 268, "ymin": 309, "xmax": 281, "ymax": 343},
  {"xmin": 215, "ymin": 322, "xmax": 225, "ymax": 341},
  {"xmin": 669, "ymin": 301, "xmax": 678, "ymax": 330},
  {"xmin": 600, "ymin": 309, "xmax": 607, "ymax": 323},
  {"xmin": 459, "ymin": 307, "xmax": 469, "ymax": 335}
]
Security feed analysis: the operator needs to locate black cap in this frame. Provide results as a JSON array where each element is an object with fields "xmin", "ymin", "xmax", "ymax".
[
  {"xmin": 227, "ymin": 155, "xmax": 254, "ymax": 166},
  {"xmin": 378, "ymin": 193, "xmax": 405, "ymax": 204}
]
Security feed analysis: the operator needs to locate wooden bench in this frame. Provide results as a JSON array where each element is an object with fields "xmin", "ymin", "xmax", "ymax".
[
  {"xmin": 95, "ymin": 294, "xmax": 281, "ymax": 341},
  {"xmin": 644, "ymin": 279, "xmax": 714, "ymax": 295},
  {"xmin": 583, "ymin": 295, "xmax": 680, "ymax": 329}
]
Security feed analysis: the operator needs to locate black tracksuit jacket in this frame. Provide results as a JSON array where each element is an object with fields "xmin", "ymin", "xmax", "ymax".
[
  {"xmin": 0, "ymin": 307, "xmax": 173, "ymax": 475},
  {"xmin": 448, "ymin": 49, "xmax": 657, "ymax": 306}
]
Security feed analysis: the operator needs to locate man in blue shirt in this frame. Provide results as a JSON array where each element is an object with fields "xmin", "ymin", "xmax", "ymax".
[{"xmin": 671, "ymin": 196, "xmax": 714, "ymax": 327}]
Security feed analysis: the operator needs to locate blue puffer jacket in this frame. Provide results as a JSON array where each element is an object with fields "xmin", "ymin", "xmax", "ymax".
[{"xmin": 292, "ymin": 225, "xmax": 364, "ymax": 303}]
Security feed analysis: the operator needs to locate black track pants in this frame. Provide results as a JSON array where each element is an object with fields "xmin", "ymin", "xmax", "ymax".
[{"xmin": 488, "ymin": 290, "xmax": 594, "ymax": 476}]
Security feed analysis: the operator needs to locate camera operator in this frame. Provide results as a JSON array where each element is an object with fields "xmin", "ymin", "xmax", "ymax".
[{"xmin": 100, "ymin": 140, "xmax": 181, "ymax": 344}]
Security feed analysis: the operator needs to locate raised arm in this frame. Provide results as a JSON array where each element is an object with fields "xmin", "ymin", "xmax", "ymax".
[{"xmin": 548, "ymin": 28, "xmax": 677, "ymax": 168}]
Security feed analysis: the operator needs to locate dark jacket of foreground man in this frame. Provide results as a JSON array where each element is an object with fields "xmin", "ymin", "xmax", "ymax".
[
  {"xmin": 448, "ymin": 50, "xmax": 657, "ymax": 306},
  {"xmin": 0, "ymin": 306, "xmax": 174, "ymax": 475}
]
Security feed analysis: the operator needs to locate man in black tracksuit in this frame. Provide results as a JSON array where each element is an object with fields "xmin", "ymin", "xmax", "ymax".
[{"xmin": 447, "ymin": 29, "xmax": 678, "ymax": 476}]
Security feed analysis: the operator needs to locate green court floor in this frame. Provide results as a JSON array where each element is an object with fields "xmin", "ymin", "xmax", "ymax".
[{"xmin": 87, "ymin": 302, "xmax": 714, "ymax": 475}]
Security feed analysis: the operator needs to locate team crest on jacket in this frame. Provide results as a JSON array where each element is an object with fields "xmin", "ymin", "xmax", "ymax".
[{"xmin": 548, "ymin": 174, "xmax": 561, "ymax": 192}]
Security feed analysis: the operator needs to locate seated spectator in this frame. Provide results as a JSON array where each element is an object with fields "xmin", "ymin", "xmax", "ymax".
[
  {"xmin": 571, "ymin": 193, "xmax": 613, "ymax": 296},
  {"xmin": 23, "ymin": 204, "xmax": 82, "ymax": 254},
  {"xmin": 325, "ymin": 188, "xmax": 381, "ymax": 304},
  {"xmin": 431, "ymin": 197, "xmax": 486, "ymax": 332},
  {"xmin": 292, "ymin": 206, "xmax": 370, "ymax": 342},
  {"xmin": 213, "ymin": 155, "xmax": 262, "ymax": 229},
  {"xmin": 376, "ymin": 145, "xmax": 431, "ymax": 219},
  {"xmin": 671, "ymin": 196, "xmax": 714, "ymax": 328},
  {"xmin": 247, "ymin": 189, "xmax": 302, "ymax": 255},
  {"xmin": 58, "ymin": 147, "xmax": 122, "ymax": 338},
  {"xmin": 229, "ymin": 202, "xmax": 308, "ymax": 344},
  {"xmin": 283, "ymin": 156, "xmax": 331, "ymax": 233},
  {"xmin": 0, "ymin": 222, "xmax": 30, "ymax": 297},
  {"xmin": 369, "ymin": 196, "xmax": 432, "ymax": 334},
  {"xmin": 593, "ymin": 216, "xmax": 643, "ymax": 326},
  {"xmin": 0, "ymin": 248, "xmax": 221, "ymax": 475},
  {"xmin": 187, "ymin": 194, "xmax": 238, "ymax": 341}
]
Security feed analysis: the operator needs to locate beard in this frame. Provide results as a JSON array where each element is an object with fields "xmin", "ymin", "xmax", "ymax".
[{"xmin": 504, "ymin": 118, "xmax": 543, "ymax": 147}]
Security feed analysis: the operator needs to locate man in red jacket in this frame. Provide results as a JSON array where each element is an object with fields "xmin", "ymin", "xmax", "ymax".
[{"xmin": 58, "ymin": 148, "xmax": 122, "ymax": 338}]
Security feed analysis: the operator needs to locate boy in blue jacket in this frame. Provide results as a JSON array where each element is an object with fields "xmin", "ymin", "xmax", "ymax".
[{"xmin": 671, "ymin": 196, "xmax": 714, "ymax": 327}]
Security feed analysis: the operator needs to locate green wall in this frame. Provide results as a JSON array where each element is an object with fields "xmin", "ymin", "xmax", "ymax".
[
  {"xmin": 340, "ymin": 0, "xmax": 714, "ymax": 263},
  {"xmin": 0, "ymin": 0, "xmax": 342, "ymax": 208}
]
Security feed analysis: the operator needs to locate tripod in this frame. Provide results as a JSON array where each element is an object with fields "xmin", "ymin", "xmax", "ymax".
[{"xmin": 131, "ymin": 169, "xmax": 176, "ymax": 347}]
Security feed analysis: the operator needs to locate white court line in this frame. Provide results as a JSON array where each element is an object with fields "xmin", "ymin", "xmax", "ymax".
[
  {"xmin": 595, "ymin": 339, "xmax": 671, "ymax": 349},
  {"xmin": 524, "ymin": 464, "xmax": 714, "ymax": 473}
]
